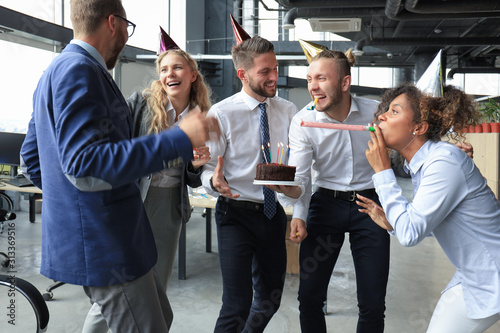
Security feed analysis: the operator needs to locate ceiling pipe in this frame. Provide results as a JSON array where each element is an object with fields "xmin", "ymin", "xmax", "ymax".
[
  {"xmin": 283, "ymin": 7, "xmax": 385, "ymax": 29},
  {"xmin": 354, "ymin": 37, "xmax": 500, "ymax": 54},
  {"xmin": 275, "ymin": 0, "xmax": 386, "ymax": 9},
  {"xmin": 385, "ymin": 0, "xmax": 403, "ymax": 19},
  {"xmin": 447, "ymin": 67, "xmax": 500, "ymax": 79},
  {"xmin": 406, "ymin": 1, "xmax": 500, "ymax": 14},
  {"xmin": 386, "ymin": 0, "xmax": 500, "ymax": 20}
]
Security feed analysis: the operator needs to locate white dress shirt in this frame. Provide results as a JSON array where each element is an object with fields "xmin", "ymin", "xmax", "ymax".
[
  {"xmin": 150, "ymin": 99, "xmax": 188, "ymax": 188},
  {"xmin": 201, "ymin": 90, "xmax": 298, "ymax": 202},
  {"xmin": 285, "ymin": 95, "xmax": 379, "ymax": 221},
  {"xmin": 373, "ymin": 140, "xmax": 500, "ymax": 319}
]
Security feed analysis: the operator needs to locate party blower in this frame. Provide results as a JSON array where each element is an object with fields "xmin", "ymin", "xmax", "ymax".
[{"xmin": 300, "ymin": 120, "xmax": 376, "ymax": 132}]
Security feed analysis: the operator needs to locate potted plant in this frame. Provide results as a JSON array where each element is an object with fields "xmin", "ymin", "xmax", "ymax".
[{"xmin": 480, "ymin": 98, "xmax": 500, "ymax": 133}]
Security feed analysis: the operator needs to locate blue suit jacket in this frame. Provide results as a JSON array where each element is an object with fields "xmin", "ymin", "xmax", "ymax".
[{"xmin": 21, "ymin": 43, "xmax": 193, "ymax": 287}]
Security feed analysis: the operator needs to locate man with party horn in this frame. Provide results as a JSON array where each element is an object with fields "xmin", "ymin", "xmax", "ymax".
[{"xmin": 280, "ymin": 46, "xmax": 389, "ymax": 333}]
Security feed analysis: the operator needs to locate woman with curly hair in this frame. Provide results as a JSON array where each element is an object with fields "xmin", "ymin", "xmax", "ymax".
[{"xmin": 357, "ymin": 83, "xmax": 500, "ymax": 332}]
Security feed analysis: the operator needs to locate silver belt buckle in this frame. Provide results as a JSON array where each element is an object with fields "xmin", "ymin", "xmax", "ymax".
[{"xmin": 349, "ymin": 191, "xmax": 357, "ymax": 202}]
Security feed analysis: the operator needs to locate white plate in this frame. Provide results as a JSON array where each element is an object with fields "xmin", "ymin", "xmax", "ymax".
[{"xmin": 253, "ymin": 180, "xmax": 301, "ymax": 186}]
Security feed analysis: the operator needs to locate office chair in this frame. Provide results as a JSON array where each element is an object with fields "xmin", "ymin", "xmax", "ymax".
[
  {"xmin": 0, "ymin": 275, "xmax": 50, "ymax": 332},
  {"xmin": 0, "ymin": 191, "xmax": 16, "ymax": 234},
  {"xmin": 0, "ymin": 192, "xmax": 49, "ymax": 332}
]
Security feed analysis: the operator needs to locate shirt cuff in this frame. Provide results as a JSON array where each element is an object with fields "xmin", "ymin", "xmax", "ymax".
[{"xmin": 372, "ymin": 168, "xmax": 398, "ymax": 188}]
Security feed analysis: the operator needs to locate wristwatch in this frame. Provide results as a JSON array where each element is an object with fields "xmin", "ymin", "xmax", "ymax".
[{"xmin": 209, "ymin": 177, "xmax": 218, "ymax": 192}]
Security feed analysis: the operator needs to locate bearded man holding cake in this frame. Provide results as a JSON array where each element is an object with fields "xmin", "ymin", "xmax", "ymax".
[{"xmin": 200, "ymin": 16, "xmax": 299, "ymax": 332}]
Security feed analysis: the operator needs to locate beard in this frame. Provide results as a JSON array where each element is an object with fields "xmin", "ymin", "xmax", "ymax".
[
  {"xmin": 316, "ymin": 81, "xmax": 343, "ymax": 113},
  {"xmin": 248, "ymin": 77, "xmax": 276, "ymax": 98},
  {"xmin": 106, "ymin": 32, "xmax": 127, "ymax": 70}
]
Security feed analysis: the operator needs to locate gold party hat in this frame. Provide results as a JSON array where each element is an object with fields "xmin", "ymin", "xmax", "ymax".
[{"xmin": 299, "ymin": 39, "xmax": 328, "ymax": 63}]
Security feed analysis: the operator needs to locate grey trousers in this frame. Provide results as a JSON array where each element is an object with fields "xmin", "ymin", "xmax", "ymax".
[
  {"xmin": 83, "ymin": 269, "xmax": 171, "ymax": 333},
  {"xmin": 82, "ymin": 186, "xmax": 182, "ymax": 332},
  {"xmin": 144, "ymin": 186, "xmax": 183, "ymax": 290}
]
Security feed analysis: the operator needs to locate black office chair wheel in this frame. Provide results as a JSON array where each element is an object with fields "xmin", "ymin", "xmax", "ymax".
[
  {"xmin": 42, "ymin": 280, "xmax": 65, "ymax": 301},
  {"xmin": 0, "ymin": 252, "xmax": 10, "ymax": 268},
  {"xmin": 42, "ymin": 292, "xmax": 53, "ymax": 301}
]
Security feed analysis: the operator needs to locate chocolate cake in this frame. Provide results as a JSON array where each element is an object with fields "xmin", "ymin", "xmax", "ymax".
[{"xmin": 255, "ymin": 163, "xmax": 296, "ymax": 182}]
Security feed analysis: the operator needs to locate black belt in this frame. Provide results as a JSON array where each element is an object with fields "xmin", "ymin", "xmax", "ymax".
[
  {"xmin": 219, "ymin": 197, "xmax": 265, "ymax": 212},
  {"xmin": 316, "ymin": 187, "xmax": 376, "ymax": 202}
]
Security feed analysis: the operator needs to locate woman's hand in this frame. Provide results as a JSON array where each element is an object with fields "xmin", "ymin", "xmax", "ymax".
[
  {"xmin": 289, "ymin": 218, "xmax": 307, "ymax": 244},
  {"xmin": 365, "ymin": 125, "xmax": 392, "ymax": 173},
  {"xmin": 356, "ymin": 194, "xmax": 393, "ymax": 231},
  {"xmin": 192, "ymin": 146, "xmax": 211, "ymax": 170}
]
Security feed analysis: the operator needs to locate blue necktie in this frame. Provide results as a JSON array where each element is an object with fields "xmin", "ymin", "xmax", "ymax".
[{"xmin": 259, "ymin": 103, "xmax": 276, "ymax": 219}]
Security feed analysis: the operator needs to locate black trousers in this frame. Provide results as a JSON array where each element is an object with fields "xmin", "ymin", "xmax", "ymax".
[
  {"xmin": 298, "ymin": 189, "xmax": 390, "ymax": 333},
  {"xmin": 214, "ymin": 198, "xmax": 287, "ymax": 333}
]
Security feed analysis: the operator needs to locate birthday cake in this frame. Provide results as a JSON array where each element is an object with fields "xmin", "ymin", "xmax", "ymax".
[{"xmin": 255, "ymin": 163, "xmax": 296, "ymax": 182}]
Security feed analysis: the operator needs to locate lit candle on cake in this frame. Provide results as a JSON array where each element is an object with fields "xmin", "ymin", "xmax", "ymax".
[
  {"xmin": 267, "ymin": 142, "xmax": 272, "ymax": 163},
  {"xmin": 276, "ymin": 143, "xmax": 280, "ymax": 164},
  {"xmin": 261, "ymin": 145, "xmax": 269, "ymax": 164},
  {"xmin": 279, "ymin": 143, "xmax": 285, "ymax": 165}
]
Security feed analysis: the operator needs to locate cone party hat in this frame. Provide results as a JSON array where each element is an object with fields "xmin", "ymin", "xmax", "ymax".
[
  {"xmin": 416, "ymin": 50, "xmax": 444, "ymax": 97},
  {"xmin": 230, "ymin": 14, "xmax": 251, "ymax": 45},
  {"xmin": 298, "ymin": 39, "xmax": 328, "ymax": 63},
  {"xmin": 159, "ymin": 26, "xmax": 180, "ymax": 55}
]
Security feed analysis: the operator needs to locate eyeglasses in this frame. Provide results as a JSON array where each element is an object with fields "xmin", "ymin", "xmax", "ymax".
[{"xmin": 112, "ymin": 14, "xmax": 136, "ymax": 38}]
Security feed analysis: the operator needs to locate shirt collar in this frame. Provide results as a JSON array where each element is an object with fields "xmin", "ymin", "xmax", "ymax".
[
  {"xmin": 315, "ymin": 94, "xmax": 359, "ymax": 122},
  {"xmin": 70, "ymin": 39, "xmax": 108, "ymax": 70},
  {"xmin": 166, "ymin": 98, "xmax": 190, "ymax": 125},
  {"xmin": 239, "ymin": 89, "xmax": 269, "ymax": 111},
  {"xmin": 405, "ymin": 140, "xmax": 433, "ymax": 174}
]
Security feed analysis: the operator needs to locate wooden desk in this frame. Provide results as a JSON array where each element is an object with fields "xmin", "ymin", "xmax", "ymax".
[
  {"xmin": 0, "ymin": 181, "xmax": 42, "ymax": 222},
  {"xmin": 177, "ymin": 196, "xmax": 217, "ymax": 280},
  {"xmin": 178, "ymin": 195, "xmax": 294, "ymax": 280}
]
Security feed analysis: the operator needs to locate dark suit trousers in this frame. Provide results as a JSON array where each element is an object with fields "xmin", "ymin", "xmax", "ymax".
[
  {"xmin": 298, "ymin": 190, "xmax": 390, "ymax": 333},
  {"xmin": 214, "ymin": 197, "xmax": 287, "ymax": 333}
]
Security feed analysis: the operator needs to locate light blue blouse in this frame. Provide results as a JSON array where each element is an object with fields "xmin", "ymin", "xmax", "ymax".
[{"xmin": 373, "ymin": 140, "xmax": 500, "ymax": 319}]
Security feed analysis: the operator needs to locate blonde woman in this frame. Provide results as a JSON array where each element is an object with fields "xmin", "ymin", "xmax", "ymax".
[{"xmin": 128, "ymin": 48, "xmax": 212, "ymax": 290}]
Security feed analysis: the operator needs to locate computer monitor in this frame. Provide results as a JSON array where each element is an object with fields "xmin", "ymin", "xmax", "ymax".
[{"xmin": 0, "ymin": 131, "xmax": 25, "ymax": 167}]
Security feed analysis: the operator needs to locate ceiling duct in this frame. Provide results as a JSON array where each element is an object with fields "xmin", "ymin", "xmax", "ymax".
[
  {"xmin": 275, "ymin": 0, "xmax": 386, "ymax": 9},
  {"xmin": 447, "ymin": 67, "xmax": 500, "ymax": 79},
  {"xmin": 405, "ymin": 0, "xmax": 500, "ymax": 14},
  {"xmin": 283, "ymin": 7, "xmax": 384, "ymax": 29},
  {"xmin": 355, "ymin": 37, "xmax": 500, "ymax": 52},
  {"xmin": 308, "ymin": 18, "xmax": 362, "ymax": 33},
  {"xmin": 385, "ymin": 0, "xmax": 500, "ymax": 20}
]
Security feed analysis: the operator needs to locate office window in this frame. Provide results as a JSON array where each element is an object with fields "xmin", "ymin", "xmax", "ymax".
[{"xmin": 0, "ymin": 40, "xmax": 55, "ymax": 133}]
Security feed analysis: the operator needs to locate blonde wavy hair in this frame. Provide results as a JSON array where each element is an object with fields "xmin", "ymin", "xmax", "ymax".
[{"xmin": 142, "ymin": 49, "xmax": 212, "ymax": 134}]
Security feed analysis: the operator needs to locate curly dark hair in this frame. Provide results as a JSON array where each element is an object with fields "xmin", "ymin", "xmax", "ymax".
[{"xmin": 375, "ymin": 82, "xmax": 479, "ymax": 142}]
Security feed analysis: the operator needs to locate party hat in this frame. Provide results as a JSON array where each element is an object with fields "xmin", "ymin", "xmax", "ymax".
[
  {"xmin": 230, "ymin": 14, "xmax": 251, "ymax": 45},
  {"xmin": 159, "ymin": 26, "xmax": 180, "ymax": 54},
  {"xmin": 416, "ymin": 50, "xmax": 444, "ymax": 97},
  {"xmin": 299, "ymin": 39, "xmax": 328, "ymax": 63}
]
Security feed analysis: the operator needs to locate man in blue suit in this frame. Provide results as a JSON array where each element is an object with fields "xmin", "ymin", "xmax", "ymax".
[{"xmin": 20, "ymin": 0, "xmax": 218, "ymax": 331}]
